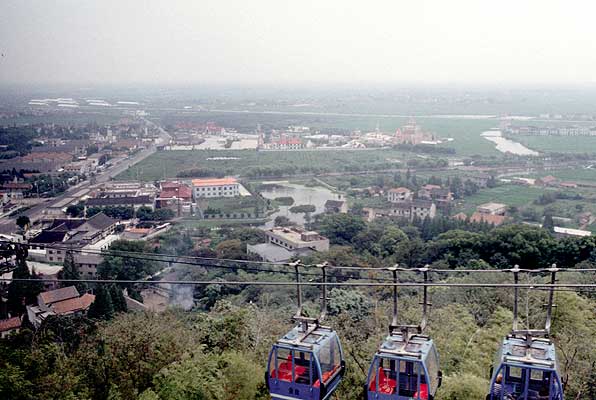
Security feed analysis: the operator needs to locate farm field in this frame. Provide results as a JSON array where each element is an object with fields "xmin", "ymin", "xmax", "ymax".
[
  {"xmin": 532, "ymin": 168, "xmax": 596, "ymax": 182},
  {"xmin": 116, "ymin": 148, "xmax": 413, "ymax": 181},
  {"xmin": 512, "ymin": 135, "xmax": 596, "ymax": 154},
  {"xmin": 456, "ymin": 184, "xmax": 551, "ymax": 213}
]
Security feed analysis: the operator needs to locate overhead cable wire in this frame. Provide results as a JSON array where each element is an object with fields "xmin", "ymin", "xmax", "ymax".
[{"xmin": 2, "ymin": 277, "xmax": 596, "ymax": 288}]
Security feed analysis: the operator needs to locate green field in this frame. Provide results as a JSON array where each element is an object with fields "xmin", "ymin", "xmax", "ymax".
[
  {"xmin": 117, "ymin": 149, "xmax": 413, "ymax": 181},
  {"xmin": 532, "ymin": 168, "xmax": 596, "ymax": 182},
  {"xmin": 457, "ymin": 185, "xmax": 551, "ymax": 213},
  {"xmin": 512, "ymin": 135, "xmax": 596, "ymax": 154}
]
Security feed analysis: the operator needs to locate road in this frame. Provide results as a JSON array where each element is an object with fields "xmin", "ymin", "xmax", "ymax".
[{"xmin": 0, "ymin": 121, "xmax": 170, "ymax": 234}]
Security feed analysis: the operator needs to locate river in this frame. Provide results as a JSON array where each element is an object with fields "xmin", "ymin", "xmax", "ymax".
[
  {"xmin": 481, "ymin": 130, "xmax": 539, "ymax": 156},
  {"xmin": 259, "ymin": 182, "xmax": 343, "ymax": 228}
]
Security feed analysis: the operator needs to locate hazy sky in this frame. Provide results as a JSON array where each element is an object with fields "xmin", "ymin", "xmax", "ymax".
[{"xmin": 1, "ymin": 0, "xmax": 596, "ymax": 86}]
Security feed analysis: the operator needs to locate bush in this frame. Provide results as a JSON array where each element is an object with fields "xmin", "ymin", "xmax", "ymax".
[
  {"xmin": 438, "ymin": 373, "xmax": 488, "ymax": 400},
  {"xmin": 289, "ymin": 204, "xmax": 316, "ymax": 213}
]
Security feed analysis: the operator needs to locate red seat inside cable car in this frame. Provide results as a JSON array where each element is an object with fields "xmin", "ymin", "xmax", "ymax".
[
  {"xmin": 368, "ymin": 368, "xmax": 397, "ymax": 394},
  {"xmin": 270, "ymin": 355, "xmax": 306, "ymax": 382},
  {"xmin": 413, "ymin": 383, "xmax": 429, "ymax": 399},
  {"xmin": 313, "ymin": 364, "xmax": 341, "ymax": 387}
]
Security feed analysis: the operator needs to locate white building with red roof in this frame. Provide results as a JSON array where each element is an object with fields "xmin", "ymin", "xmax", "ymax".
[{"xmin": 192, "ymin": 178, "xmax": 240, "ymax": 199}]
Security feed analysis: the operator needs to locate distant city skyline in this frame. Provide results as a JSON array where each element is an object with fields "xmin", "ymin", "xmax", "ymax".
[{"xmin": 1, "ymin": 0, "xmax": 596, "ymax": 87}]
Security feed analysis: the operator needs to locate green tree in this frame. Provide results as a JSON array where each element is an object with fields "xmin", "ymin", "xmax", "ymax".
[
  {"xmin": 66, "ymin": 203, "xmax": 85, "ymax": 217},
  {"xmin": 136, "ymin": 206, "xmax": 154, "ymax": 221},
  {"xmin": 543, "ymin": 212, "xmax": 555, "ymax": 233},
  {"xmin": 438, "ymin": 373, "xmax": 488, "ymax": 400},
  {"xmin": 76, "ymin": 312, "xmax": 198, "ymax": 400},
  {"xmin": 15, "ymin": 215, "xmax": 30, "ymax": 231},
  {"xmin": 142, "ymin": 350, "xmax": 266, "ymax": 400},
  {"xmin": 274, "ymin": 215, "xmax": 294, "ymax": 227},
  {"xmin": 318, "ymin": 213, "xmax": 366, "ymax": 245},
  {"xmin": 58, "ymin": 250, "xmax": 87, "ymax": 293},
  {"xmin": 109, "ymin": 284, "xmax": 128, "ymax": 313},
  {"xmin": 98, "ymin": 240, "xmax": 158, "ymax": 287},
  {"xmin": 328, "ymin": 288, "xmax": 372, "ymax": 321},
  {"xmin": 7, "ymin": 246, "xmax": 43, "ymax": 315},
  {"xmin": 87, "ymin": 285, "xmax": 114, "ymax": 320}
]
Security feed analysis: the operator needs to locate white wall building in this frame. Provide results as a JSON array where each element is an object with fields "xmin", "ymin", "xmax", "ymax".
[{"xmin": 192, "ymin": 178, "xmax": 240, "ymax": 198}]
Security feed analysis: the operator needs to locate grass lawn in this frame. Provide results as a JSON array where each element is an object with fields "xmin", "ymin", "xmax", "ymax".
[{"xmin": 198, "ymin": 196, "xmax": 264, "ymax": 218}]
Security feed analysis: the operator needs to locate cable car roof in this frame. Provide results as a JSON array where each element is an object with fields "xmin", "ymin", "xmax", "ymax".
[
  {"xmin": 275, "ymin": 324, "xmax": 338, "ymax": 352},
  {"xmin": 376, "ymin": 332, "xmax": 434, "ymax": 361},
  {"xmin": 499, "ymin": 336, "xmax": 558, "ymax": 370}
]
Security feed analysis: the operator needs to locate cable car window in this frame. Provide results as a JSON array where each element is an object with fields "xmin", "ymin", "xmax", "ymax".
[
  {"xmin": 508, "ymin": 366, "xmax": 522, "ymax": 380},
  {"xmin": 427, "ymin": 348, "xmax": 439, "ymax": 390},
  {"xmin": 319, "ymin": 338, "xmax": 340, "ymax": 383},
  {"xmin": 530, "ymin": 369, "xmax": 543, "ymax": 384},
  {"xmin": 369, "ymin": 358, "xmax": 399, "ymax": 394},
  {"xmin": 268, "ymin": 350, "xmax": 276, "ymax": 379},
  {"xmin": 275, "ymin": 348, "xmax": 293, "ymax": 382},
  {"xmin": 293, "ymin": 351, "xmax": 311, "ymax": 385}
]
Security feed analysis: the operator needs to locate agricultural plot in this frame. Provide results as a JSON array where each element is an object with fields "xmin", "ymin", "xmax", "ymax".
[
  {"xmin": 457, "ymin": 184, "xmax": 550, "ymax": 213},
  {"xmin": 533, "ymin": 168, "xmax": 596, "ymax": 182},
  {"xmin": 513, "ymin": 135, "xmax": 596, "ymax": 154},
  {"xmin": 116, "ymin": 148, "xmax": 409, "ymax": 181}
]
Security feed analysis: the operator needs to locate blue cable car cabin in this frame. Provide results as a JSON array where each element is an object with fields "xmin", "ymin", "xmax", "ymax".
[
  {"xmin": 488, "ymin": 336, "xmax": 563, "ymax": 400},
  {"xmin": 366, "ymin": 332, "xmax": 441, "ymax": 400},
  {"xmin": 267, "ymin": 325, "xmax": 345, "ymax": 400}
]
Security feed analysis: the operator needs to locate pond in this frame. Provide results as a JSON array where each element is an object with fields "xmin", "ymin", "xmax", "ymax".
[
  {"xmin": 481, "ymin": 130, "xmax": 539, "ymax": 156},
  {"xmin": 259, "ymin": 181, "xmax": 343, "ymax": 228}
]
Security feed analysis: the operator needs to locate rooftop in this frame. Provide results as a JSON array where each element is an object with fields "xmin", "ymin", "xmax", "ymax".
[
  {"xmin": 39, "ymin": 286, "xmax": 80, "ymax": 305},
  {"xmin": 500, "ymin": 336, "xmax": 557, "ymax": 369},
  {"xmin": 388, "ymin": 187, "xmax": 411, "ymax": 193},
  {"xmin": 86, "ymin": 195, "xmax": 153, "ymax": 206},
  {"xmin": 51, "ymin": 293, "xmax": 95, "ymax": 315},
  {"xmin": 0, "ymin": 316, "xmax": 22, "ymax": 333},
  {"xmin": 477, "ymin": 202, "xmax": 508, "ymax": 211},
  {"xmin": 267, "ymin": 227, "xmax": 327, "ymax": 243},
  {"xmin": 191, "ymin": 178, "xmax": 238, "ymax": 187},
  {"xmin": 83, "ymin": 212, "xmax": 117, "ymax": 231},
  {"xmin": 554, "ymin": 227, "xmax": 592, "ymax": 237}
]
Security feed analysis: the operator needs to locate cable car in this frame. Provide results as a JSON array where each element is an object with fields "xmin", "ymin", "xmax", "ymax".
[
  {"xmin": 366, "ymin": 266, "xmax": 442, "ymax": 400},
  {"xmin": 266, "ymin": 262, "xmax": 345, "ymax": 400},
  {"xmin": 487, "ymin": 336, "xmax": 563, "ymax": 400},
  {"xmin": 487, "ymin": 266, "xmax": 564, "ymax": 400}
]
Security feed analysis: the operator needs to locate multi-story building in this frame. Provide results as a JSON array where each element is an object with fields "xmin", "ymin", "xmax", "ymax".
[
  {"xmin": 192, "ymin": 178, "xmax": 239, "ymax": 199},
  {"xmin": 247, "ymin": 227, "xmax": 330, "ymax": 262},
  {"xmin": 468, "ymin": 174, "xmax": 492, "ymax": 188},
  {"xmin": 261, "ymin": 134, "xmax": 304, "ymax": 150},
  {"xmin": 85, "ymin": 195, "xmax": 155, "ymax": 211},
  {"xmin": 418, "ymin": 185, "xmax": 453, "ymax": 208},
  {"xmin": 265, "ymin": 227, "xmax": 330, "ymax": 252},
  {"xmin": 28, "ymin": 212, "xmax": 118, "ymax": 263},
  {"xmin": 477, "ymin": 202, "xmax": 507, "ymax": 216},
  {"xmin": 364, "ymin": 201, "xmax": 436, "ymax": 222},
  {"xmin": 387, "ymin": 187, "xmax": 413, "ymax": 203},
  {"xmin": 324, "ymin": 200, "xmax": 348, "ymax": 214},
  {"xmin": 156, "ymin": 181, "xmax": 193, "ymax": 216}
]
